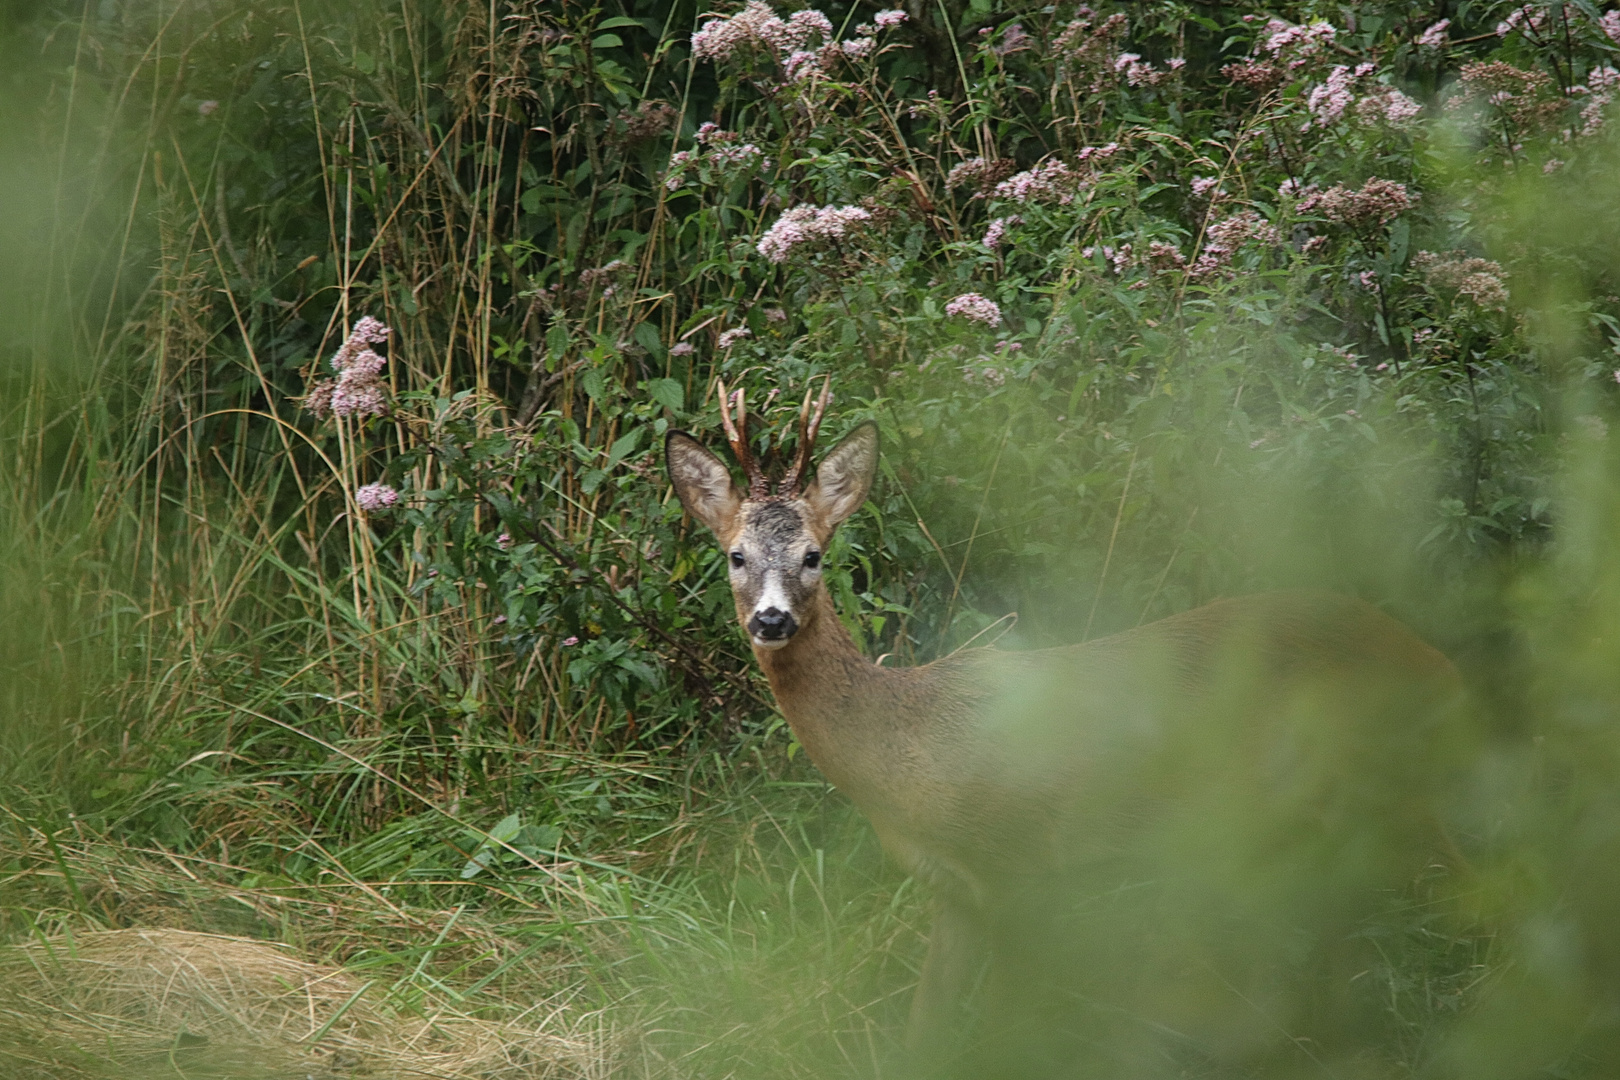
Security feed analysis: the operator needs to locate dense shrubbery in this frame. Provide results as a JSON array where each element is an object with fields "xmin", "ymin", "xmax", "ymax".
[{"xmin": 7, "ymin": 0, "xmax": 1620, "ymax": 1075}]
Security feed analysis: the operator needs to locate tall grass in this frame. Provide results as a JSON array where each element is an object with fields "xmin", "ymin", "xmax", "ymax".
[{"xmin": 4, "ymin": 0, "xmax": 1620, "ymax": 1075}]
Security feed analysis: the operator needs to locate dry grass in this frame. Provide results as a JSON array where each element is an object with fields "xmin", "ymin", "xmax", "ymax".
[{"xmin": 0, "ymin": 928, "xmax": 609, "ymax": 1080}]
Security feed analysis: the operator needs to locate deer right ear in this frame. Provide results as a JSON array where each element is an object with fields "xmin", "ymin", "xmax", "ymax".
[{"xmin": 666, "ymin": 431, "xmax": 743, "ymax": 536}]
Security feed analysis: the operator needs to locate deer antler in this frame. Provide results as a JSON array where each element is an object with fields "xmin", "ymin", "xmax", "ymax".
[
  {"xmin": 784, "ymin": 376, "xmax": 833, "ymax": 497},
  {"xmin": 717, "ymin": 380, "xmax": 770, "ymax": 499}
]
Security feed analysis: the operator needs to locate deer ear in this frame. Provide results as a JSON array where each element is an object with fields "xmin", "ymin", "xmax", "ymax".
[
  {"xmin": 666, "ymin": 431, "xmax": 742, "ymax": 536},
  {"xmin": 803, "ymin": 421, "xmax": 879, "ymax": 528}
]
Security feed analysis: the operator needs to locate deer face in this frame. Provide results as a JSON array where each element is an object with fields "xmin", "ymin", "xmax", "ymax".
[{"xmin": 666, "ymin": 419, "xmax": 878, "ymax": 651}]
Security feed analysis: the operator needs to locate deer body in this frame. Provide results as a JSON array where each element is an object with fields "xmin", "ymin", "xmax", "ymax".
[{"xmin": 666, "ymin": 393, "xmax": 1463, "ymax": 1069}]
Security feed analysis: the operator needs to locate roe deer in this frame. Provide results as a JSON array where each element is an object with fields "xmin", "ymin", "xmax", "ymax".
[{"xmin": 665, "ymin": 382, "xmax": 1465, "ymax": 1074}]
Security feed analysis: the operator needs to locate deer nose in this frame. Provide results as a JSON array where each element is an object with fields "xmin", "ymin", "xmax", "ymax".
[{"xmin": 748, "ymin": 607, "xmax": 798, "ymax": 642}]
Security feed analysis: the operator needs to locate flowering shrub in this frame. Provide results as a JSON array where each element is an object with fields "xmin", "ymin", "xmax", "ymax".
[{"xmin": 146, "ymin": 0, "xmax": 1620, "ymax": 763}]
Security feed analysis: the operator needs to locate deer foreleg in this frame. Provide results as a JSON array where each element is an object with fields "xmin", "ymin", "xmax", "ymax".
[{"xmin": 904, "ymin": 896, "xmax": 988, "ymax": 1065}]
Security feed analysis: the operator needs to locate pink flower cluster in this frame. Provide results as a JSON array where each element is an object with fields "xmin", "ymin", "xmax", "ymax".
[
  {"xmin": 1604, "ymin": 10, "xmax": 1620, "ymax": 44},
  {"xmin": 1224, "ymin": 17, "xmax": 1336, "ymax": 89},
  {"xmin": 982, "ymin": 215, "xmax": 1021, "ymax": 251},
  {"xmin": 1145, "ymin": 241, "xmax": 1187, "ymax": 272},
  {"xmin": 1582, "ymin": 67, "xmax": 1619, "ymax": 136},
  {"xmin": 1261, "ymin": 18, "xmax": 1337, "ymax": 63},
  {"xmin": 756, "ymin": 204, "xmax": 872, "ymax": 263},
  {"xmin": 1413, "ymin": 251, "xmax": 1510, "ymax": 310},
  {"xmin": 665, "ymin": 125, "xmax": 769, "ymax": 190},
  {"xmin": 718, "ymin": 327, "xmax": 753, "ymax": 349},
  {"xmin": 691, "ymin": 1, "xmax": 902, "ymax": 80},
  {"xmin": 1496, "ymin": 4, "xmax": 1551, "ymax": 39},
  {"xmin": 1415, "ymin": 19, "xmax": 1450, "ymax": 48},
  {"xmin": 1112, "ymin": 53, "xmax": 1180, "ymax": 87},
  {"xmin": 1297, "ymin": 178, "xmax": 1412, "ymax": 230},
  {"xmin": 1192, "ymin": 211, "xmax": 1282, "ymax": 277},
  {"xmin": 946, "ymin": 156, "xmax": 1016, "ymax": 194},
  {"xmin": 945, "ymin": 292, "xmax": 1002, "ymax": 326},
  {"xmin": 1082, "ymin": 244, "xmax": 1134, "ymax": 274},
  {"xmin": 355, "ymin": 482, "xmax": 399, "ymax": 513},
  {"xmin": 306, "ymin": 316, "xmax": 391, "ymax": 420},
  {"xmin": 993, "ymin": 159, "xmax": 1082, "ymax": 205},
  {"xmin": 1447, "ymin": 62, "xmax": 1560, "ymax": 134},
  {"xmin": 1307, "ymin": 64, "xmax": 1422, "ymax": 128},
  {"xmin": 692, "ymin": 2, "xmax": 831, "ymax": 62}
]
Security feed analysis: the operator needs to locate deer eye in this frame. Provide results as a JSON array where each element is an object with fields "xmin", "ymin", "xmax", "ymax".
[
  {"xmin": 803, "ymin": 550, "xmax": 821, "ymax": 569},
  {"xmin": 730, "ymin": 551, "xmax": 746, "ymax": 568}
]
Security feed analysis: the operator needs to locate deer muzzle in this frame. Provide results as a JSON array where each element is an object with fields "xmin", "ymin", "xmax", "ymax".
[{"xmin": 748, "ymin": 606, "xmax": 799, "ymax": 648}]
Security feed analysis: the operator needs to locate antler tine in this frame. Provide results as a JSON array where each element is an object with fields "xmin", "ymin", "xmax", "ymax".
[
  {"xmin": 717, "ymin": 379, "xmax": 770, "ymax": 499},
  {"xmin": 785, "ymin": 375, "xmax": 833, "ymax": 496}
]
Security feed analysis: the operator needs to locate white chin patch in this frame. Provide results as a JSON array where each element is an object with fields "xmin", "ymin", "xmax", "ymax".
[{"xmin": 752, "ymin": 636, "xmax": 791, "ymax": 651}]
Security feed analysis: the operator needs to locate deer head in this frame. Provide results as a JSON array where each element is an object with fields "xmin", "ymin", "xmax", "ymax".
[{"xmin": 666, "ymin": 382, "xmax": 879, "ymax": 650}]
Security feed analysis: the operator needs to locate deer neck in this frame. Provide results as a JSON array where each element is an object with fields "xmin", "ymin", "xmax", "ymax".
[{"xmin": 752, "ymin": 589, "xmax": 924, "ymax": 807}]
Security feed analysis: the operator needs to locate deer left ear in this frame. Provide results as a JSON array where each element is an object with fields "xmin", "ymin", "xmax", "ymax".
[{"xmin": 803, "ymin": 421, "xmax": 879, "ymax": 528}]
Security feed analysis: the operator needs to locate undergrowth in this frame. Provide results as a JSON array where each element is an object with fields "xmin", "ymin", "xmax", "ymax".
[{"xmin": 5, "ymin": 0, "xmax": 1620, "ymax": 1075}]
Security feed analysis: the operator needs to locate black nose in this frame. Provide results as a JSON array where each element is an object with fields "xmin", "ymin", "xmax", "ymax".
[{"xmin": 748, "ymin": 607, "xmax": 799, "ymax": 641}]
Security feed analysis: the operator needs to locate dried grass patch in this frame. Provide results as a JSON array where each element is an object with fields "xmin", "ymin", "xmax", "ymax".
[{"xmin": 0, "ymin": 928, "xmax": 607, "ymax": 1079}]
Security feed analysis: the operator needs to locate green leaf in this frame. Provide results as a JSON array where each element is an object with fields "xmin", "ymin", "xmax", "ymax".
[
  {"xmin": 591, "ymin": 33, "xmax": 624, "ymax": 49},
  {"xmin": 596, "ymin": 16, "xmax": 644, "ymax": 29},
  {"xmin": 633, "ymin": 320, "xmax": 664, "ymax": 358},
  {"xmin": 646, "ymin": 377, "xmax": 684, "ymax": 414},
  {"xmin": 581, "ymin": 367, "xmax": 606, "ymax": 402},
  {"xmin": 489, "ymin": 812, "xmax": 523, "ymax": 843},
  {"xmin": 606, "ymin": 429, "xmax": 643, "ymax": 470}
]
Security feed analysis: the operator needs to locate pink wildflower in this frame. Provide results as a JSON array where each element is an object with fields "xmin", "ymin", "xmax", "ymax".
[
  {"xmin": 307, "ymin": 317, "xmax": 392, "ymax": 419},
  {"xmin": 1604, "ymin": 10, "xmax": 1620, "ymax": 44},
  {"xmin": 1412, "ymin": 251, "xmax": 1509, "ymax": 310},
  {"xmin": 691, "ymin": 1, "xmax": 784, "ymax": 62},
  {"xmin": 874, "ymin": 9, "xmax": 906, "ymax": 28},
  {"xmin": 945, "ymin": 292, "xmax": 1003, "ymax": 326},
  {"xmin": 1416, "ymin": 19, "xmax": 1450, "ymax": 48},
  {"xmin": 562, "ymin": 635, "xmax": 580, "ymax": 646},
  {"xmin": 1262, "ymin": 18, "xmax": 1336, "ymax": 62},
  {"xmin": 756, "ymin": 204, "xmax": 872, "ymax": 263},
  {"xmin": 784, "ymin": 49, "xmax": 821, "ymax": 80},
  {"xmin": 1496, "ymin": 5, "xmax": 1548, "ymax": 38},
  {"xmin": 946, "ymin": 156, "xmax": 1016, "ymax": 194},
  {"xmin": 1115, "ymin": 53, "xmax": 1166, "ymax": 87},
  {"xmin": 1191, "ymin": 211, "xmax": 1281, "ymax": 277},
  {"xmin": 717, "ymin": 327, "xmax": 753, "ymax": 349},
  {"xmin": 993, "ymin": 159, "xmax": 1083, "ymax": 205},
  {"xmin": 1308, "ymin": 65, "xmax": 1422, "ymax": 128},
  {"xmin": 1297, "ymin": 178, "xmax": 1412, "ymax": 229},
  {"xmin": 982, "ymin": 215, "xmax": 1021, "ymax": 251},
  {"xmin": 670, "ymin": 341, "xmax": 696, "ymax": 356},
  {"xmin": 1307, "ymin": 65, "xmax": 1357, "ymax": 124},
  {"xmin": 355, "ymin": 482, "xmax": 399, "ymax": 512}
]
